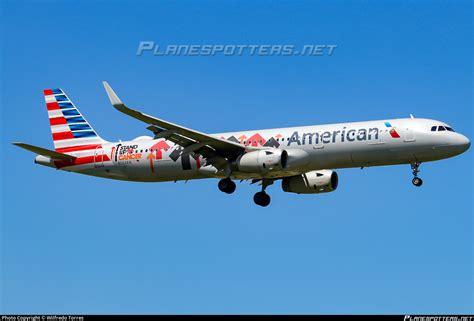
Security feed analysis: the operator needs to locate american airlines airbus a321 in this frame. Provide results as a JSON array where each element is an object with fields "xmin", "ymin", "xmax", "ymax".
[{"xmin": 14, "ymin": 82, "xmax": 470, "ymax": 206}]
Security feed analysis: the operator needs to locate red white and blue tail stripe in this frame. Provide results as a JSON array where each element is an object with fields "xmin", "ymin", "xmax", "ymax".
[{"xmin": 44, "ymin": 88, "xmax": 106, "ymax": 153}]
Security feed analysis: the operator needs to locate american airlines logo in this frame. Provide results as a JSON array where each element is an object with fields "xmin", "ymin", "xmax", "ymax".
[
  {"xmin": 222, "ymin": 123, "xmax": 401, "ymax": 148},
  {"xmin": 385, "ymin": 121, "xmax": 401, "ymax": 138},
  {"xmin": 284, "ymin": 125, "xmax": 399, "ymax": 147}
]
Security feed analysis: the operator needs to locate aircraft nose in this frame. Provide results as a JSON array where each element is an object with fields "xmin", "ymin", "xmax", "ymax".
[{"xmin": 455, "ymin": 134, "xmax": 470, "ymax": 153}]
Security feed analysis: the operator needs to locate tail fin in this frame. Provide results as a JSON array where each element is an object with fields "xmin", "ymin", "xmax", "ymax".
[{"xmin": 44, "ymin": 88, "xmax": 106, "ymax": 153}]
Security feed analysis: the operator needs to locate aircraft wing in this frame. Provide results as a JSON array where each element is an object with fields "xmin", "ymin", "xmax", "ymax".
[{"xmin": 102, "ymin": 81, "xmax": 247, "ymax": 168}]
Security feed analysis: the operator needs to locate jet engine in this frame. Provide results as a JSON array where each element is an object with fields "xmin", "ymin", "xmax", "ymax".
[
  {"xmin": 282, "ymin": 170, "xmax": 338, "ymax": 194},
  {"xmin": 237, "ymin": 149, "xmax": 288, "ymax": 173}
]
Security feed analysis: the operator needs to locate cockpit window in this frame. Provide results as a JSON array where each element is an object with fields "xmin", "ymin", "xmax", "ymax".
[{"xmin": 432, "ymin": 125, "xmax": 455, "ymax": 132}]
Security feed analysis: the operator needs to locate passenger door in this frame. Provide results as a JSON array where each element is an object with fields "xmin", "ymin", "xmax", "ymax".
[
  {"xmin": 94, "ymin": 146, "xmax": 104, "ymax": 168},
  {"xmin": 404, "ymin": 127, "xmax": 416, "ymax": 142}
]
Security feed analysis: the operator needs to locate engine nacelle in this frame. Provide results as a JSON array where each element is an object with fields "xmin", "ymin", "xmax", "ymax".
[
  {"xmin": 282, "ymin": 170, "xmax": 338, "ymax": 194},
  {"xmin": 237, "ymin": 149, "xmax": 288, "ymax": 173}
]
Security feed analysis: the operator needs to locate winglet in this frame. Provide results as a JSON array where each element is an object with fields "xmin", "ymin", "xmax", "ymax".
[{"xmin": 102, "ymin": 81, "xmax": 123, "ymax": 107}]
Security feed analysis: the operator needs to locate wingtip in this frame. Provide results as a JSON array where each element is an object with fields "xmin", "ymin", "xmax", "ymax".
[{"xmin": 102, "ymin": 81, "xmax": 123, "ymax": 107}]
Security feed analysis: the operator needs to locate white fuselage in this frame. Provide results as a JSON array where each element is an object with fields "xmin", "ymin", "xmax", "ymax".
[{"xmin": 38, "ymin": 117, "xmax": 470, "ymax": 182}]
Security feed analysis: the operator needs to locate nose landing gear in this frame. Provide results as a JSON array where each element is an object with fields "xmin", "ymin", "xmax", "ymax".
[
  {"xmin": 412, "ymin": 177, "xmax": 423, "ymax": 187},
  {"xmin": 411, "ymin": 162, "xmax": 423, "ymax": 187}
]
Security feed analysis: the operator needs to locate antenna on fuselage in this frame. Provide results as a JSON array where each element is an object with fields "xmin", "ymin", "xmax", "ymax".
[{"xmin": 410, "ymin": 114, "xmax": 415, "ymax": 119}]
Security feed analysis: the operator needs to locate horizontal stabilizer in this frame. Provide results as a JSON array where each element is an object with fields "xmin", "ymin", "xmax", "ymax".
[{"xmin": 13, "ymin": 142, "xmax": 76, "ymax": 160}]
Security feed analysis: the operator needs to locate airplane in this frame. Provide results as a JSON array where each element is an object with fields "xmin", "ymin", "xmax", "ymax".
[{"xmin": 13, "ymin": 82, "xmax": 470, "ymax": 207}]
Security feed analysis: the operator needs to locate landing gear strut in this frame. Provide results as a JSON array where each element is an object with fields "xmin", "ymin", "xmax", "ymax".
[
  {"xmin": 411, "ymin": 162, "xmax": 423, "ymax": 187},
  {"xmin": 253, "ymin": 178, "xmax": 273, "ymax": 207},
  {"xmin": 218, "ymin": 178, "xmax": 236, "ymax": 194}
]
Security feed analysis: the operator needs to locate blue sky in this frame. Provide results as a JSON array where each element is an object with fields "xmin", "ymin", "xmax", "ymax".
[{"xmin": 1, "ymin": 0, "xmax": 472, "ymax": 314}]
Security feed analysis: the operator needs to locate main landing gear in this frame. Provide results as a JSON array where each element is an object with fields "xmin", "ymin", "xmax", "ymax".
[
  {"xmin": 253, "ymin": 179, "xmax": 273, "ymax": 207},
  {"xmin": 218, "ymin": 178, "xmax": 272, "ymax": 207},
  {"xmin": 411, "ymin": 162, "xmax": 423, "ymax": 187},
  {"xmin": 253, "ymin": 191, "xmax": 271, "ymax": 207},
  {"xmin": 218, "ymin": 178, "xmax": 236, "ymax": 194}
]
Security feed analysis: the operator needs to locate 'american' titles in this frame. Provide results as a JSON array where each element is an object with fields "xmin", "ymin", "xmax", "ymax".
[{"xmin": 287, "ymin": 127, "xmax": 380, "ymax": 146}]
